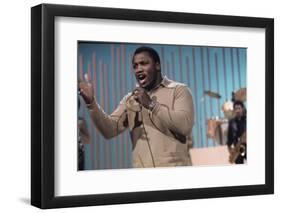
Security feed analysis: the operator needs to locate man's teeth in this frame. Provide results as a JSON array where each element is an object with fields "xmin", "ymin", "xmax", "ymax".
[{"xmin": 138, "ymin": 74, "xmax": 145, "ymax": 80}]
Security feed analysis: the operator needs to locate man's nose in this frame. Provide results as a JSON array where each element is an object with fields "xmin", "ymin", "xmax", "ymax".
[{"xmin": 135, "ymin": 66, "xmax": 143, "ymax": 73}]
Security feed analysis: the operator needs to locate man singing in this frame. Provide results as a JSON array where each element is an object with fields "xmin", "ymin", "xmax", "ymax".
[{"xmin": 79, "ymin": 46, "xmax": 194, "ymax": 168}]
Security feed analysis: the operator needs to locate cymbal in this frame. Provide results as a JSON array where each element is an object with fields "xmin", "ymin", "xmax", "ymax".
[
  {"xmin": 234, "ymin": 88, "xmax": 246, "ymax": 102},
  {"xmin": 204, "ymin": 90, "xmax": 221, "ymax": 99}
]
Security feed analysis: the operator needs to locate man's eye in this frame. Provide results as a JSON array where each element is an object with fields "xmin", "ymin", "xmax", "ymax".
[{"xmin": 141, "ymin": 62, "xmax": 148, "ymax": 66}]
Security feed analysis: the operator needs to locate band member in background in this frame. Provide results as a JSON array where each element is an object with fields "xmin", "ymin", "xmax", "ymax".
[
  {"xmin": 227, "ymin": 100, "xmax": 247, "ymax": 164},
  {"xmin": 78, "ymin": 117, "xmax": 91, "ymax": 170},
  {"xmin": 77, "ymin": 97, "xmax": 90, "ymax": 170},
  {"xmin": 79, "ymin": 46, "xmax": 195, "ymax": 168}
]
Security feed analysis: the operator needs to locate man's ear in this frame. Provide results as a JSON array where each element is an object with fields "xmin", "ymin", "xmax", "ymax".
[{"xmin": 155, "ymin": 62, "xmax": 160, "ymax": 71}]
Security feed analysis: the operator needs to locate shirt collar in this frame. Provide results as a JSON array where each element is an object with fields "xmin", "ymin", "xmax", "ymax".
[
  {"xmin": 149, "ymin": 75, "xmax": 169, "ymax": 92},
  {"xmin": 160, "ymin": 75, "xmax": 170, "ymax": 87}
]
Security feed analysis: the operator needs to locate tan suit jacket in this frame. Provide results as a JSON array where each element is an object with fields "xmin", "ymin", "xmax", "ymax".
[{"xmin": 88, "ymin": 76, "xmax": 194, "ymax": 168}]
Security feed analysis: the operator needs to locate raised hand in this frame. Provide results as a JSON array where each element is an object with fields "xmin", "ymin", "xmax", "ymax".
[{"xmin": 78, "ymin": 74, "xmax": 94, "ymax": 104}]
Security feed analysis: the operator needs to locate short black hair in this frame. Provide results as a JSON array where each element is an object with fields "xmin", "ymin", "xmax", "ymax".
[
  {"xmin": 133, "ymin": 46, "xmax": 160, "ymax": 64},
  {"xmin": 233, "ymin": 100, "xmax": 245, "ymax": 109}
]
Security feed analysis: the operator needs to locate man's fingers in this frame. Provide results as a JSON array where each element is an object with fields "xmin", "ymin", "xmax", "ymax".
[
  {"xmin": 78, "ymin": 80, "xmax": 94, "ymax": 105},
  {"xmin": 133, "ymin": 87, "xmax": 145, "ymax": 92},
  {"xmin": 133, "ymin": 90, "xmax": 139, "ymax": 95},
  {"xmin": 133, "ymin": 88, "xmax": 145, "ymax": 96},
  {"xmin": 78, "ymin": 82, "xmax": 87, "ymax": 97},
  {"xmin": 133, "ymin": 90, "xmax": 140, "ymax": 102},
  {"xmin": 78, "ymin": 82, "xmax": 86, "ymax": 91},
  {"xmin": 84, "ymin": 73, "xmax": 90, "ymax": 83},
  {"xmin": 79, "ymin": 81, "xmax": 92, "ymax": 91}
]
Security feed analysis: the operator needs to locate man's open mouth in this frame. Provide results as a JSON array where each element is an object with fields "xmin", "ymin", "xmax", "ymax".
[{"xmin": 137, "ymin": 73, "xmax": 147, "ymax": 85}]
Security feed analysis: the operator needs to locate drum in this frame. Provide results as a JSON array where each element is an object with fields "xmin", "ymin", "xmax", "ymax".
[
  {"xmin": 207, "ymin": 119, "xmax": 228, "ymax": 145},
  {"xmin": 221, "ymin": 100, "xmax": 234, "ymax": 120},
  {"xmin": 234, "ymin": 88, "xmax": 247, "ymax": 102}
]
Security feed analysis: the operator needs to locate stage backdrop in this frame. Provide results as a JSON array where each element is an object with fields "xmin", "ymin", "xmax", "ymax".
[{"xmin": 78, "ymin": 42, "xmax": 246, "ymax": 170}]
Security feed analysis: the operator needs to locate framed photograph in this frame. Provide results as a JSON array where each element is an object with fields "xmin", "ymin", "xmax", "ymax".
[{"xmin": 31, "ymin": 3, "xmax": 274, "ymax": 209}]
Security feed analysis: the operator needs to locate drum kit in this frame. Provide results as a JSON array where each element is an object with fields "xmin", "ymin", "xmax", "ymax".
[{"xmin": 206, "ymin": 88, "xmax": 247, "ymax": 145}]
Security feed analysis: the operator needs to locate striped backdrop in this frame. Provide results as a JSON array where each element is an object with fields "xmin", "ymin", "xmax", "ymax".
[{"xmin": 78, "ymin": 42, "xmax": 246, "ymax": 170}]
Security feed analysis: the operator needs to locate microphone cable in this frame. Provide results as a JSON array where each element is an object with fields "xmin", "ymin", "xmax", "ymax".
[
  {"xmin": 140, "ymin": 106, "xmax": 156, "ymax": 168},
  {"xmin": 125, "ymin": 95, "xmax": 156, "ymax": 168}
]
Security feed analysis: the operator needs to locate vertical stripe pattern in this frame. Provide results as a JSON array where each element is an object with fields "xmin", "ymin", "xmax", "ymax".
[{"xmin": 78, "ymin": 43, "xmax": 247, "ymax": 170}]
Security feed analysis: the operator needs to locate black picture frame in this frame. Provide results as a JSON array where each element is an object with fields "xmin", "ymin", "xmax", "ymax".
[{"xmin": 31, "ymin": 3, "xmax": 274, "ymax": 209}]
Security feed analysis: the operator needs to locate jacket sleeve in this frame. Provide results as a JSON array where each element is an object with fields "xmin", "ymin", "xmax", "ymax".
[
  {"xmin": 88, "ymin": 96, "xmax": 128, "ymax": 139},
  {"xmin": 150, "ymin": 85, "xmax": 194, "ymax": 136}
]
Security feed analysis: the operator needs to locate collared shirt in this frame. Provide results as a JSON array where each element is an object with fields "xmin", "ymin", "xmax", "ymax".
[{"xmin": 89, "ymin": 76, "xmax": 195, "ymax": 168}]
